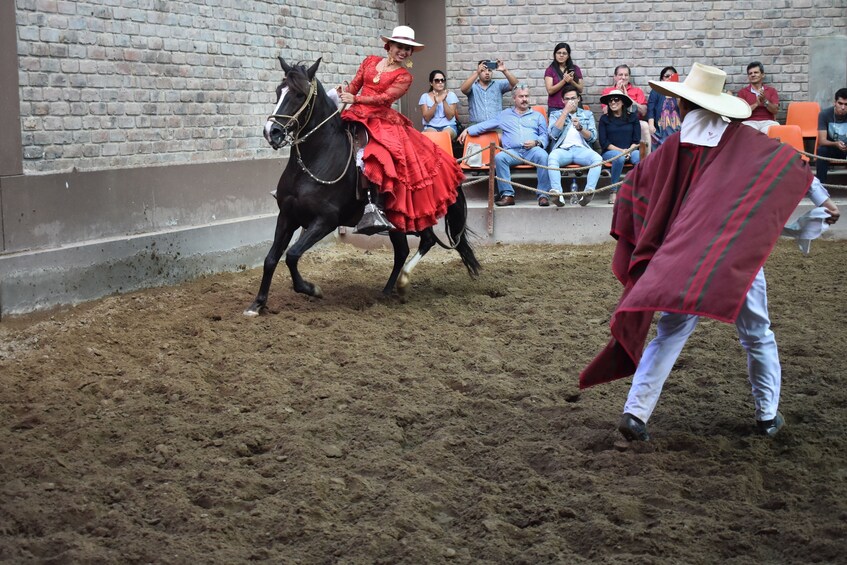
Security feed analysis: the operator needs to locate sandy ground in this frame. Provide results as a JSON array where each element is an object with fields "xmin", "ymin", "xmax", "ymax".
[{"xmin": 1, "ymin": 239, "xmax": 845, "ymax": 564}]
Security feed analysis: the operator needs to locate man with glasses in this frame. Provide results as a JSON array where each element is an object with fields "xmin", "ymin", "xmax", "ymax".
[
  {"xmin": 460, "ymin": 59, "xmax": 519, "ymax": 125},
  {"xmin": 458, "ymin": 84, "xmax": 550, "ymax": 206},
  {"xmin": 546, "ymin": 84, "xmax": 602, "ymax": 206},
  {"xmin": 736, "ymin": 61, "xmax": 780, "ymax": 133}
]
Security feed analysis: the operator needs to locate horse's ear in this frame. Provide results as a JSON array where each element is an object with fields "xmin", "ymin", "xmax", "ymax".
[
  {"xmin": 278, "ymin": 56, "xmax": 292, "ymax": 74},
  {"xmin": 306, "ymin": 57, "xmax": 322, "ymax": 80}
]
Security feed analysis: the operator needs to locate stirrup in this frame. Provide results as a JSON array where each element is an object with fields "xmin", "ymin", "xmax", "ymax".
[{"xmin": 355, "ymin": 202, "xmax": 394, "ymax": 235}]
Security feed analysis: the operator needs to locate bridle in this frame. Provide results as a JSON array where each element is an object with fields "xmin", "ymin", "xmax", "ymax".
[{"xmin": 265, "ymin": 78, "xmax": 354, "ymax": 185}]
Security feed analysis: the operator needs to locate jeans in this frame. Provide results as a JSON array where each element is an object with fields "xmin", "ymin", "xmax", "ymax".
[
  {"xmin": 602, "ymin": 148, "xmax": 641, "ymax": 189},
  {"xmin": 815, "ymin": 144, "xmax": 847, "ymax": 183},
  {"xmin": 547, "ymin": 145, "xmax": 602, "ymax": 193},
  {"xmin": 624, "ymin": 268, "xmax": 781, "ymax": 423},
  {"xmin": 494, "ymin": 146, "xmax": 551, "ymax": 199}
]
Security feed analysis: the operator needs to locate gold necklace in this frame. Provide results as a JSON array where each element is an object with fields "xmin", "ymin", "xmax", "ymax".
[{"xmin": 373, "ymin": 59, "xmax": 397, "ymax": 84}]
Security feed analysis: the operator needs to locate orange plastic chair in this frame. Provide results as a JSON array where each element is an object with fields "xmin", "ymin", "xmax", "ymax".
[
  {"xmin": 461, "ymin": 131, "xmax": 500, "ymax": 170},
  {"xmin": 421, "ymin": 129, "xmax": 455, "ymax": 159},
  {"xmin": 786, "ymin": 101, "xmax": 821, "ymax": 152},
  {"xmin": 531, "ymin": 105, "xmax": 548, "ymax": 123},
  {"xmin": 767, "ymin": 124, "xmax": 809, "ymax": 162}
]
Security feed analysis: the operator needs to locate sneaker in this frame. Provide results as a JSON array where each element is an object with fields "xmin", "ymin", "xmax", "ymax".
[
  {"xmin": 756, "ymin": 412, "xmax": 785, "ymax": 437},
  {"xmin": 618, "ymin": 413, "xmax": 650, "ymax": 441},
  {"xmin": 579, "ymin": 188, "xmax": 595, "ymax": 207},
  {"xmin": 551, "ymin": 191, "xmax": 565, "ymax": 207}
]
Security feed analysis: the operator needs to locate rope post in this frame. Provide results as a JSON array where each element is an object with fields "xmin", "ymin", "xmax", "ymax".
[{"xmin": 487, "ymin": 142, "xmax": 496, "ymax": 235}]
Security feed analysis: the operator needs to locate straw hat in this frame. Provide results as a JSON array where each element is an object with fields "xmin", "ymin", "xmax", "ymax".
[
  {"xmin": 599, "ymin": 89, "xmax": 633, "ymax": 109},
  {"xmin": 648, "ymin": 63, "xmax": 751, "ymax": 119},
  {"xmin": 380, "ymin": 26, "xmax": 425, "ymax": 52}
]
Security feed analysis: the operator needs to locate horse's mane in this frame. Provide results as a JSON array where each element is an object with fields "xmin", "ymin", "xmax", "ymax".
[{"xmin": 278, "ymin": 61, "xmax": 331, "ymax": 113}]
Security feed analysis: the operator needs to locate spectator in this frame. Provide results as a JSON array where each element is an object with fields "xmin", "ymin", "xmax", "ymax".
[
  {"xmin": 815, "ymin": 87, "xmax": 847, "ymax": 183},
  {"xmin": 458, "ymin": 84, "xmax": 550, "ymax": 207},
  {"xmin": 547, "ymin": 84, "xmax": 602, "ymax": 207},
  {"xmin": 543, "ymin": 42, "xmax": 584, "ymax": 113},
  {"xmin": 646, "ymin": 66, "xmax": 681, "ymax": 148},
  {"xmin": 736, "ymin": 62, "xmax": 780, "ymax": 133},
  {"xmin": 460, "ymin": 59, "xmax": 519, "ymax": 125},
  {"xmin": 598, "ymin": 89, "xmax": 640, "ymax": 205},
  {"xmin": 579, "ymin": 62, "xmax": 840, "ymax": 441},
  {"xmin": 419, "ymin": 69, "xmax": 459, "ymax": 139},
  {"xmin": 602, "ymin": 64, "xmax": 650, "ymax": 155}
]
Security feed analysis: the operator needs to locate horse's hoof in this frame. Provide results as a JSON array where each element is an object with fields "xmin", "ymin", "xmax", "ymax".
[
  {"xmin": 243, "ymin": 304, "xmax": 266, "ymax": 317},
  {"xmin": 397, "ymin": 272, "xmax": 410, "ymax": 290},
  {"xmin": 312, "ymin": 285, "xmax": 323, "ymax": 299}
]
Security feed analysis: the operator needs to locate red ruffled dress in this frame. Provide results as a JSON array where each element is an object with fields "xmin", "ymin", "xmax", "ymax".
[{"xmin": 342, "ymin": 56, "xmax": 464, "ymax": 233}]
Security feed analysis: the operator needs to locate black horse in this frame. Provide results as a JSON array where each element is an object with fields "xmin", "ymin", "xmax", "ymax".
[{"xmin": 244, "ymin": 57, "xmax": 480, "ymax": 316}]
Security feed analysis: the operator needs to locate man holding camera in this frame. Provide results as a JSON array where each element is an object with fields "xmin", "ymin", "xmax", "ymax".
[{"xmin": 460, "ymin": 59, "xmax": 519, "ymax": 124}]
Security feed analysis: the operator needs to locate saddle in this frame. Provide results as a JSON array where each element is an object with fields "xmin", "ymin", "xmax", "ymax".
[{"xmin": 348, "ymin": 123, "xmax": 370, "ymax": 201}]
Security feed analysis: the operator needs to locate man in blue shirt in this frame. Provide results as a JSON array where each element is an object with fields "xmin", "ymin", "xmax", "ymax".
[
  {"xmin": 459, "ymin": 84, "xmax": 551, "ymax": 206},
  {"xmin": 460, "ymin": 59, "xmax": 519, "ymax": 125}
]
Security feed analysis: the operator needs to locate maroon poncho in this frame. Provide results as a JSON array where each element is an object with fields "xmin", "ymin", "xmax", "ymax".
[{"xmin": 579, "ymin": 122, "xmax": 812, "ymax": 389}]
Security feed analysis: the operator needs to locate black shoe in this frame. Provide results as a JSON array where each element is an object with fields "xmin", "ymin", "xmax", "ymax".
[
  {"xmin": 756, "ymin": 412, "xmax": 784, "ymax": 437},
  {"xmin": 618, "ymin": 413, "xmax": 650, "ymax": 441},
  {"xmin": 538, "ymin": 196, "xmax": 550, "ymax": 207},
  {"xmin": 579, "ymin": 188, "xmax": 595, "ymax": 207}
]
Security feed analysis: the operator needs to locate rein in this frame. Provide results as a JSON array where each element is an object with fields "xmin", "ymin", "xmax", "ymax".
[{"xmin": 266, "ymin": 78, "xmax": 354, "ymax": 185}]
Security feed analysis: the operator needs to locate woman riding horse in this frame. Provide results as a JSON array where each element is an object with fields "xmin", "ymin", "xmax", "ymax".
[{"xmin": 338, "ymin": 26, "xmax": 464, "ymax": 234}]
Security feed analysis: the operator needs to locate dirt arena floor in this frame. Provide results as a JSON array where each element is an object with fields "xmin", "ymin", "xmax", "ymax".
[{"xmin": 1, "ymin": 239, "xmax": 846, "ymax": 564}]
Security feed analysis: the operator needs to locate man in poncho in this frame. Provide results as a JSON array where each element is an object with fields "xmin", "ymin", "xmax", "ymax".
[{"xmin": 579, "ymin": 63, "xmax": 840, "ymax": 441}]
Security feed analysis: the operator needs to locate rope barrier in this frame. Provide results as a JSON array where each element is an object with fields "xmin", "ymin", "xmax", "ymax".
[{"xmin": 456, "ymin": 141, "xmax": 847, "ymax": 193}]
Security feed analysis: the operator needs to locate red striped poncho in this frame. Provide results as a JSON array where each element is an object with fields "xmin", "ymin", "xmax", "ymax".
[{"xmin": 579, "ymin": 122, "xmax": 813, "ymax": 389}]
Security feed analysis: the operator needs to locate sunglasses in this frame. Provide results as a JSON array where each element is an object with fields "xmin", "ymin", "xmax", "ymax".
[
  {"xmin": 609, "ymin": 97, "xmax": 623, "ymax": 102},
  {"xmin": 663, "ymin": 73, "xmax": 674, "ymax": 79},
  {"xmin": 432, "ymin": 78, "xmax": 445, "ymax": 83}
]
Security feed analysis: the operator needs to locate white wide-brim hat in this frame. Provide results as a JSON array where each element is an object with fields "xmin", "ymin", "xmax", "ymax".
[
  {"xmin": 649, "ymin": 62, "xmax": 751, "ymax": 119},
  {"xmin": 599, "ymin": 89, "xmax": 633, "ymax": 109},
  {"xmin": 380, "ymin": 25, "xmax": 425, "ymax": 52}
]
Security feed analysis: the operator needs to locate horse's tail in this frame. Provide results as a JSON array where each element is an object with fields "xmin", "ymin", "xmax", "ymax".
[{"xmin": 445, "ymin": 187, "xmax": 481, "ymax": 278}]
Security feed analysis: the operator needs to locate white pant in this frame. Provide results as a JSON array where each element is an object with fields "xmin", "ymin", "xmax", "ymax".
[
  {"xmin": 624, "ymin": 268, "xmax": 781, "ymax": 423},
  {"xmin": 742, "ymin": 119, "xmax": 779, "ymax": 134}
]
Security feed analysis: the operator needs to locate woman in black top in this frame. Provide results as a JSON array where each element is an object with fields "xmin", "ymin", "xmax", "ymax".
[{"xmin": 598, "ymin": 89, "xmax": 641, "ymax": 204}]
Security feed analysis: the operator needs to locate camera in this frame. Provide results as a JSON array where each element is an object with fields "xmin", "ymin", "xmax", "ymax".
[{"xmin": 484, "ymin": 61, "xmax": 497, "ymax": 70}]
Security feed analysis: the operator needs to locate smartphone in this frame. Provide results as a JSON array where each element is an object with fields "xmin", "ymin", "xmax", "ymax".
[{"xmin": 485, "ymin": 61, "xmax": 497, "ymax": 70}]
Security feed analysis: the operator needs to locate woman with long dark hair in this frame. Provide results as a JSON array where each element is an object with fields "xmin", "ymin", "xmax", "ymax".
[
  {"xmin": 646, "ymin": 66, "xmax": 682, "ymax": 148},
  {"xmin": 543, "ymin": 42, "xmax": 584, "ymax": 113},
  {"xmin": 419, "ymin": 69, "xmax": 459, "ymax": 139}
]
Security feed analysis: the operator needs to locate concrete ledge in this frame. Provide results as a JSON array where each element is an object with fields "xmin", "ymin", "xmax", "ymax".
[{"xmin": 0, "ymin": 213, "xmax": 290, "ymax": 317}]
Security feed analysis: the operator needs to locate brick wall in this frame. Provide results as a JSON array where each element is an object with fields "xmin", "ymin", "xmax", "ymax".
[
  {"xmin": 15, "ymin": 1, "xmax": 847, "ymax": 174},
  {"xmin": 15, "ymin": 0, "xmax": 397, "ymax": 174},
  {"xmin": 446, "ymin": 0, "xmax": 847, "ymax": 123}
]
